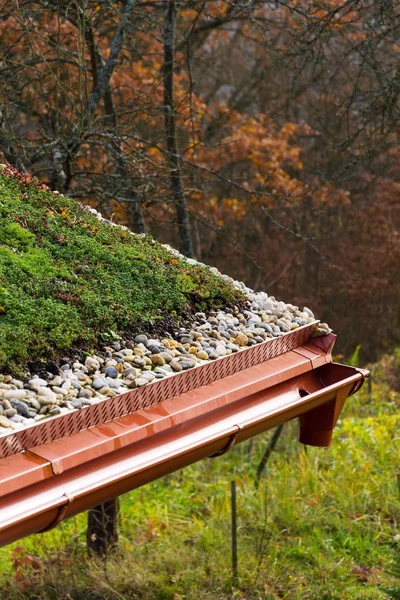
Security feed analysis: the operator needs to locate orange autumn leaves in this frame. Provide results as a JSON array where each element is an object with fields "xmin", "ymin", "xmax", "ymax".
[{"xmin": 0, "ymin": 2, "xmax": 344, "ymax": 226}]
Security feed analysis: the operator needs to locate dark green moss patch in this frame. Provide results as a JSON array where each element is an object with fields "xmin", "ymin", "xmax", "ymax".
[{"xmin": 0, "ymin": 167, "xmax": 244, "ymax": 370}]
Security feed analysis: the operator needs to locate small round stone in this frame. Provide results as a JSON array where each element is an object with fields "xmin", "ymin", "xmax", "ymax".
[
  {"xmin": 0, "ymin": 415, "xmax": 16, "ymax": 429},
  {"xmin": 37, "ymin": 387, "xmax": 57, "ymax": 404},
  {"xmin": 5, "ymin": 408, "xmax": 17, "ymax": 418},
  {"xmin": 71, "ymin": 399, "xmax": 84, "ymax": 409},
  {"xmin": 92, "ymin": 377, "xmax": 107, "ymax": 390},
  {"xmin": 180, "ymin": 360, "xmax": 196, "ymax": 370},
  {"xmin": 170, "ymin": 361, "xmax": 183, "ymax": 372},
  {"xmin": 11, "ymin": 400, "xmax": 31, "ymax": 418},
  {"xmin": 159, "ymin": 352, "xmax": 173, "ymax": 363},
  {"xmin": 104, "ymin": 366, "xmax": 118, "ymax": 379},
  {"xmin": 151, "ymin": 354, "xmax": 165, "ymax": 367},
  {"xmin": 235, "ymin": 333, "xmax": 249, "ymax": 347},
  {"xmin": 85, "ymin": 356, "xmax": 100, "ymax": 371},
  {"xmin": 99, "ymin": 387, "xmax": 116, "ymax": 397},
  {"xmin": 139, "ymin": 371, "xmax": 156, "ymax": 382}
]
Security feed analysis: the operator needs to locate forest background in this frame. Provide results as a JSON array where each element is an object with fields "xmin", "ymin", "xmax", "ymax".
[{"xmin": 0, "ymin": 0, "xmax": 399, "ymax": 362}]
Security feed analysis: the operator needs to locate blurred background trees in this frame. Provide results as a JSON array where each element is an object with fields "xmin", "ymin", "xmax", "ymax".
[{"xmin": 1, "ymin": 0, "xmax": 399, "ymax": 361}]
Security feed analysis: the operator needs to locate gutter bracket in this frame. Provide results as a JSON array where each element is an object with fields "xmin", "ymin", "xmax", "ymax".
[
  {"xmin": 209, "ymin": 426, "xmax": 240, "ymax": 458},
  {"xmin": 38, "ymin": 493, "xmax": 73, "ymax": 533},
  {"xmin": 350, "ymin": 368, "xmax": 370, "ymax": 395}
]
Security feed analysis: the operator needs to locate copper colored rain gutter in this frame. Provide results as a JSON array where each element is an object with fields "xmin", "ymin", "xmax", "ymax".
[{"xmin": 0, "ymin": 325, "xmax": 368, "ymax": 547}]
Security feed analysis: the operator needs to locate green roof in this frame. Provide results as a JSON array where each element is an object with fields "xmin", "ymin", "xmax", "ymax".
[{"xmin": 0, "ymin": 166, "xmax": 243, "ymax": 371}]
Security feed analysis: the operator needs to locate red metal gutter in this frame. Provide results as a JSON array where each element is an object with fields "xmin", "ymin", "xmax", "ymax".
[{"xmin": 0, "ymin": 329, "xmax": 368, "ymax": 547}]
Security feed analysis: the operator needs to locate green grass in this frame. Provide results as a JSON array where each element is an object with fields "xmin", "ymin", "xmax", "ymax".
[
  {"xmin": 0, "ymin": 166, "xmax": 243, "ymax": 371},
  {"xmin": 0, "ymin": 353, "xmax": 399, "ymax": 599}
]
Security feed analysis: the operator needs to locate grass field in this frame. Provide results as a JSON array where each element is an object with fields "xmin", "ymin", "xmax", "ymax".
[{"xmin": 0, "ymin": 352, "xmax": 399, "ymax": 599}]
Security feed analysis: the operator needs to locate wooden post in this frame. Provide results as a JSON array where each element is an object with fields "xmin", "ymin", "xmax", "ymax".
[
  {"xmin": 87, "ymin": 499, "xmax": 119, "ymax": 556},
  {"xmin": 231, "ymin": 481, "xmax": 238, "ymax": 589}
]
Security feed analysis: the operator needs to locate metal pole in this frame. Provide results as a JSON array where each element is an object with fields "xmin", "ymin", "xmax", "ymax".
[
  {"xmin": 255, "ymin": 424, "xmax": 284, "ymax": 488},
  {"xmin": 231, "ymin": 480, "xmax": 238, "ymax": 588}
]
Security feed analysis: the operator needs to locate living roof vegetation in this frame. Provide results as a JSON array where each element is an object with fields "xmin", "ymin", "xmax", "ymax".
[{"xmin": 0, "ymin": 166, "xmax": 244, "ymax": 371}]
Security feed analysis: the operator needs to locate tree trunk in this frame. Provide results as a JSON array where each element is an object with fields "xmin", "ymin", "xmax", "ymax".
[
  {"xmin": 87, "ymin": 499, "xmax": 119, "ymax": 557},
  {"xmin": 163, "ymin": 0, "xmax": 194, "ymax": 258}
]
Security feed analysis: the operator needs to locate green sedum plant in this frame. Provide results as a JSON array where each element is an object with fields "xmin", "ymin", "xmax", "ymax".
[{"xmin": 0, "ymin": 166, "xmax": 244, "ymax": 371}]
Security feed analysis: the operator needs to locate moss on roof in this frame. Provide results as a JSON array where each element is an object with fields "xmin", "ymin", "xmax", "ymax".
[{"xmin": 0, "ymin": 167, "xmax": 244, "ymax": 370}]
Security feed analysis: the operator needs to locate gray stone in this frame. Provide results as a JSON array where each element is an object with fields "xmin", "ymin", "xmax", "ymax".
[
  {"xmin": 139, "ymin": 371, "xmax": 156, "ymax": 382},
  {"xmin": 134, "ymin": 334, "xmax": 148, "ymax": 344},
  {"xmin": 105, "ymin": 366, "xmax": 119, "ymax": 379},
  {"xmin": 9, "ymin": 414, "xmax": 24, "ymax": 423},
  {"xmin": 258, "ymin": 322, "xmax": 274, "ymax": 334},
  {"xmin": 71, "ymin": 399, "xmax": 84, "ymax": 409},
  {"xmin": 155, "ymin": 365, "xmax": 173, "ymax": 374},
  {"xmin": 215, "ymin": 344, "xmax": 227, "ymax": 356},
  {"xmin": 106, "ymin": 378, "xmax": 120, "ymax": 389},
  {"xmin": 276, "ymin": 319, "xmax": 291, "ymax": 333},
  {"xmin": 78, "ymin": 388, "xmax": 93, "ymax": 400},
  {"xmin": 92, "ymin": 377, "xmax": 107, "ymax": 389},
  {"xmin": 292, "ymin": 317, "xmax": 306, "ymax": 326},
  {"xmin": 134, "ymin": 378, "xmax": 149, "ymax": 388},
  {"xmin": 132, "ymin": 356, "xmax": 146, "ymax": 367},
  {"xmin": 159, "ymin": 352, "xmax": 173, "ymax": 363},
  {"xmin": 180, "ymin": 360, "xmax": 195, "ymax": 370},
  {"xmin": 11, "ymin": 400, "xmax": 31, "ymax": 418}
]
